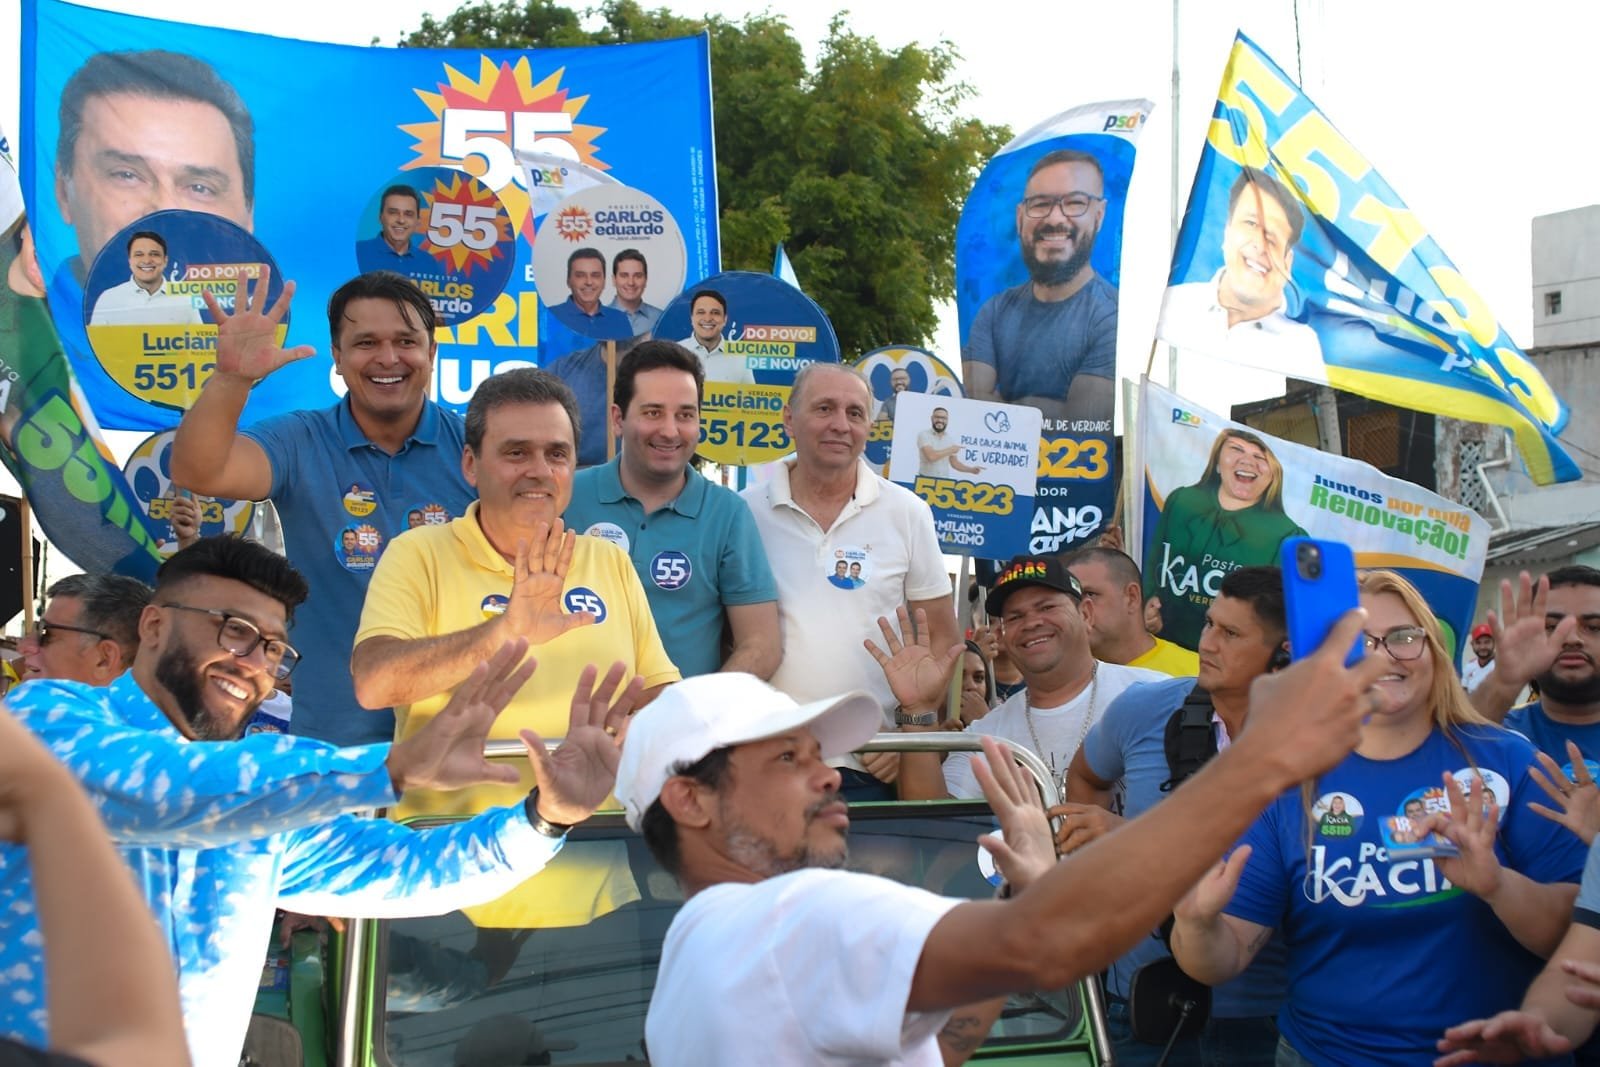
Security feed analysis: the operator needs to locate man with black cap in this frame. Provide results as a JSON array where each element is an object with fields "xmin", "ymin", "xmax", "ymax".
[
  {"xmin": 891, "ymin": 554, "xmax": 1161, "ymax": 799},
  {"xmin": 617, "ymin": 622, "xmax": 1392, "ymax": 1065}
]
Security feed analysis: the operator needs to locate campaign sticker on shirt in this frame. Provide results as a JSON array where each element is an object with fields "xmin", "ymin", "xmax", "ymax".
[
  {"xmin": 481, "ymin": 594, "xmax": 509, "ymax": 618},
  {"xmin": 1377, "ymin": 783, "xmax": 1457, "ymax": 858},
  {"xmin": 1562, "ymin": 759, "xmax": 1600, "ymax": 782},
  {"xmin": 825, "ymin": 546, "xmax": 870, "ymax": 590},
  {"xmin": 650, "ymin": 550, "xmax": 692, "ymax": 590},
  {"xmin": 976, "ymin": 830, "xmax": 1004, "ymax": 887},
  {"xmin": 1449, "ymin": 767, "xmax": 1510, "ymax": 811},
  {"xmin": 585, "ymin": 522, "xmax": 630, "ymax": 552},
  {"xmin": 342, "ymin": 482, "xmax": 378, "ymax": 517},
  {"xmin": 403, "ymin": 503, "xmax": 452, "ymax": 530},
  {"xmin": 1312, "ymin": 791, "xmax": 1364, "ymax": 838},
  {"xmin": 335, "ymin": 522, "xmax": 383, "ymax": 573},
  {"xmin": 564, "ymin": 587, "xmax": 608, "ymax": 624}
]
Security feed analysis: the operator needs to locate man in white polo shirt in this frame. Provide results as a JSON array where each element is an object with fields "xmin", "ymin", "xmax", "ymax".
[{"xmin": 742, "ymin": 362, "xmax": 958, "ymax": 800}]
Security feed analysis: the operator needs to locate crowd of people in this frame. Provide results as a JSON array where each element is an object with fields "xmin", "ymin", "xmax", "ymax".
[{"xmin": 5, "ymin": 270, "xmax": 1600, "ymax": 1067}]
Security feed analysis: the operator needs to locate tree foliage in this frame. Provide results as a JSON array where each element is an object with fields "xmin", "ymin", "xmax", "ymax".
[{"xmin": 399, "ymin": 1, "xmax": 1009, "ymax": 356}]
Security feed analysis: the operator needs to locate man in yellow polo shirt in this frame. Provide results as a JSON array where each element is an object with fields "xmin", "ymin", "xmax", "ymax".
[
  {"xmin": 352, "ymin": 367, "xmax": 680, "ymax": 820},
  {"xmin": 1065, "ymin": 547, "xmax": 1198, "ymax": 677}
]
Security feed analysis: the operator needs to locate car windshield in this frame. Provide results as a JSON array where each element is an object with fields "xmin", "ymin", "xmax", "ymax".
[{"xmin": 369, "ymin": 805, "xmax": 1098, "ymax": 1064}]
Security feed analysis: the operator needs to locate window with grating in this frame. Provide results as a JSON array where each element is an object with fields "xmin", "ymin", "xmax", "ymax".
[{"xmin": 1346, "ymin": 410, "xmax": 1400, "ymax": 470}]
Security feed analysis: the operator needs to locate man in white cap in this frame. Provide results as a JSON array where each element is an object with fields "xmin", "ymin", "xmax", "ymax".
[{"xmin": 616, "ymin": 622, "xmax": 1392, "ymax": 1066}]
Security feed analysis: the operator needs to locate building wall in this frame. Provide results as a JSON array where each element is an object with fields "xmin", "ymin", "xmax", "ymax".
[{"xmin": 1533, "ymin": 205, "xmax": 1600, "ymax": 348}]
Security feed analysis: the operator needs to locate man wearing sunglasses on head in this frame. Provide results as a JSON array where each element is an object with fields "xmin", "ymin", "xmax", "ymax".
[
  {"xmin": 963, "ymin": 148, "xmax": 1117, "ymax": 421},
  {"xmin": 16, "ymin": 574, "xmax": 151, "ymax": 686},
  {"xmin": 0, "ymin": 535, "xmax": 640, "ymax": 1067}
]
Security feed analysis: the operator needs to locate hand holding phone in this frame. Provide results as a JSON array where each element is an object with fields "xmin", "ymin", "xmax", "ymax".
[{"xmin": 1281, "ymin": 537, "xmax": 1364, "ymax": 666}]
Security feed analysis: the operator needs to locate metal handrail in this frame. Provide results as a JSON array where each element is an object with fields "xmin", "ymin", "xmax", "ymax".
[{"xmin": 480, "ymin": 732, "xmax": 1062, "ymax": 808}]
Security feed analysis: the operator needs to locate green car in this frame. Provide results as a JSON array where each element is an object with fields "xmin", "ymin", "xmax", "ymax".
[{"xmin": 277, "ymin": 737, "xmax": 1111, "ymax": 1066}]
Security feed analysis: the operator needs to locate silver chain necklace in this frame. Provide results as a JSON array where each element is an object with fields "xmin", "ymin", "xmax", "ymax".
[{"xmin": 1023, "ymin": 660, "xmax": 1101, "ymax": 793}]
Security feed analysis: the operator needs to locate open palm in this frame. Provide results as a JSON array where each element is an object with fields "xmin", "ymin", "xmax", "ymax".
[{"xmin": 201, "ymin": 265, "xmax": 315, "ymax": 383}]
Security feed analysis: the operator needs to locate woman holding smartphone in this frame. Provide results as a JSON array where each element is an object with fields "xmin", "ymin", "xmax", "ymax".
[{"xmin": 1170, "ymin": 569, "xmax": 1586, "ymax": 1066}]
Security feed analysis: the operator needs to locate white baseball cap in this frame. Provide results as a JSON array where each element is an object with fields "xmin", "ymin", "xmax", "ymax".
[{"xmin": 615, "ymin": 672, "xmax": 881, "ymax": 830}]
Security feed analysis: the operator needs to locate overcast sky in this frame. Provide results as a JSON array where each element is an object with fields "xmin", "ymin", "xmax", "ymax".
[{"xmin": 3, "ymin": 0, "xmax": 1595, "ymax": 423}]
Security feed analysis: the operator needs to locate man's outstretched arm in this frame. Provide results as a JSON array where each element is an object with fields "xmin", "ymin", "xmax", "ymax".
[{"xmin": 908, "ymin": 609, "xmax": 1388, "ymax": 1011}]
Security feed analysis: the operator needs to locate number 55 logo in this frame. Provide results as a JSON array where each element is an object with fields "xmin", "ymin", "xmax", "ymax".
[
  {"xmin": 650, "ymin": 551, "xmax": 693, "ymax": 591},
  {"xmin": 563, "ymin": 587, "xmax": 608, "ymax": 624}
]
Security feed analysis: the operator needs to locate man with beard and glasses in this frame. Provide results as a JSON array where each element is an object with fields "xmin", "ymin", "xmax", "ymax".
[
  {"xmin": 963, "ymin": 149, "xmax": 1116, "ymax": 421},
  {"xmin": 1469, "ymin": 566, "xmax": 1600, "ymax": 767},
  {"xmin": 0, "ymin": 535, "xmax": 643, "ymax": 1067},
  {"xmin": 618, "ymin": 617, "xmax": 1394, "ymax": 1066},
  {"xmin": 1158, "ymin": 167, "xmax": 1324, "ymax": 382}
]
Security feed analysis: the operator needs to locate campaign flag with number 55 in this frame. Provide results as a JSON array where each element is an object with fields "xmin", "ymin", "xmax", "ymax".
[{"xmin": 1159, "ymin": 33, "xmax": 1575, "ymax": 484}]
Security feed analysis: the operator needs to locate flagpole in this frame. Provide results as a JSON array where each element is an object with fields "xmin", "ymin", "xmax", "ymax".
[{"xmin": 1167, "ymin": 0, "xmax": 1181, "ymax": 392}]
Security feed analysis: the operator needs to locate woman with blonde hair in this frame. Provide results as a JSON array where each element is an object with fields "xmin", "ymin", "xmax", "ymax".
[
  {"xmin": 1143, "ymin": 429, "xmax": 1307, "ymax": 649},
  {"xmin": 1170, "ymin": 569, "xmax": 1586, "ymax": 1066}
]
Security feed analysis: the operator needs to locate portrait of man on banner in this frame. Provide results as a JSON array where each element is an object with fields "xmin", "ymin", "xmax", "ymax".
[
  {"xmin": 961, "ymin": 147, "xmax": 1117, "ymax": 421},
  {"xmin": 1158, "ymin": 165, "xmax": 1323, "ymax": 381},
  {"xmin": 1143, "ymin": 426, "xmax": 1306, "ymax": 650}
]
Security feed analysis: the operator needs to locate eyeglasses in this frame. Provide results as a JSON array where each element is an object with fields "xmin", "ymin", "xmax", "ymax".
[
  {"xmin": 31, "ymin": 620, "xmax": 110, "ymax": 646},
  {"xmin": 161, "ymin": 603, "xmax": 301, "ymax": 679},
  {"xmin": 1021, "ymin": 194, "xmax": 1104, "ymax": 219},
  {"xmin": 1362, "ymin": 627, "xmax": 1429, "ymax": 661}
]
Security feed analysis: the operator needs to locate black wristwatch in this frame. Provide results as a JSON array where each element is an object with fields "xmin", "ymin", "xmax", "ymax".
[
  {"xmin": 894, "ymin": 706, "xmax": 939, "ymax": 727},
  {"xmin": 524, "ymin": 787, "xmax": 574, "ymax": 839}
]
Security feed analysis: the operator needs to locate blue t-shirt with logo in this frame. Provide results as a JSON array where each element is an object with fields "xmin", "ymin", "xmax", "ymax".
[
  {"xmin": 564, "ymin": 458, "xmax": 776, "ymax": 678},
  {"xmin": 1506, "ymin": 701, "xmax": 1600, "ymax": 771},
  {"xmin": 244, "ymin": 398, "xmax": 473, "ymax": 745},
  {"xmin": 1225, "ymin": 725, "xmax": 1585, "ymax": 1066},
  {"xmin": 1082, "ymin": 675, "xmax": 1287, "ymax": 1018}
]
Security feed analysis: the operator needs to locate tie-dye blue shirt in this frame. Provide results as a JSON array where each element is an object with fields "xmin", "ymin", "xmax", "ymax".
[{"xmin": 0, "ymin": 673, "xmax": 562, "ymax": 1067}]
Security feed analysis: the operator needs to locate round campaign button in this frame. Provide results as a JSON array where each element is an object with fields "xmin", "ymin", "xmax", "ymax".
[
  {"xmin": 584, "ymin": 522, "xmax": 630, "ymax": 552},
  {"xmin": 335, "ymin": 522, "xmax": 383, "ymax": 573},
  {"xmin": 342, "ymin": 482, "xmax": 378, "ymax": 517},
  {"xmin": 481, "ymin": 594, "xmax": 510, "ymax": 618},
  {"xmin": 563, "ymin": 586, "xmax": 608, "ymax": 625},
  {"xmin": 650, "ymin": 550, "xmax": 692, "ymax": 590},
  {"xmin": 353, "ymin": 168, "xmax": 516, "ymax": 325}
]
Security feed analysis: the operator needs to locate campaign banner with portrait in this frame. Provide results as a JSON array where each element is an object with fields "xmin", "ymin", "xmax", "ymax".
[
  {"xmin": 653, "ymin": 270, "xmax": 841, "ymax": 468},
  {"xmin": 956, "ymin": 99, "xmax": 1153, "ymax": 555},
  {"xmin": 887, "ymin": 392, "xmax": 1040, "ymax": 557},
  {"xmin": 1132, "ymin": 379, "xmax": 1488, "ymax": 655},
  {"xmin": 0, "ymin": 124, "xmax": 166, "ymax": 581},
  {"xmin": 1159, "ymin": 32, "xmax": 1575, "ymax": 485},
  {"xmin": 858, "ymin": 345, "xmax": 964, "ymax": 470},
  {"xmin": 21, "ymin": 0, "xmax": 717, "ymax": 430},
  {"xmin": 122, "ymin": 430, "xmax": 255, "ymax": 558}
]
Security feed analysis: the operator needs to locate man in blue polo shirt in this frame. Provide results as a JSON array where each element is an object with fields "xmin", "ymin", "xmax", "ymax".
[
  {"xmin": 172, "ymin": 269, "xmax": 474, "ymax": 745},
  {"xmin": 549, "ymin": 248, "xmax": 633, "ymax": 340},
  {"xmin": 564, "ymin": 339, "xmax": 780, "ymax": 678}
]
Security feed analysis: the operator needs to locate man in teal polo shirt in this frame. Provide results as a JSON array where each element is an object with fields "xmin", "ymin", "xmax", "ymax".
[
  {"xmin": 172, "ymin": 270, "xmax": 475, "ymax": 745},
  {"xmin": 565, "ymin": 340, "xmax": 780, "ymax": 678}
]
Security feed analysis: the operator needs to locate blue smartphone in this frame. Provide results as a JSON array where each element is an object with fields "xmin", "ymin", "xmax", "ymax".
[{"xmin": 1280, "ymin": 537, "xmax": 1364, "ymax": 665}]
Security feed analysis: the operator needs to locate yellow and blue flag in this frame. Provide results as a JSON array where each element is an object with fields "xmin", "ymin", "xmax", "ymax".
[{"xmin": 1158, "ymin": 33, "xmax": 1575, "ymax": 484}]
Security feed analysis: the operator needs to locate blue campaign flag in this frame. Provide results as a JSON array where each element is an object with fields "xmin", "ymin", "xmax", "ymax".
[
  {"xmin": 772, "ymin": 242, "xmax": 801, "ymax": 291},
  {"xmin": 1159, "ymin": 33, "xmax": 1575, "ymax": 485},
  {"xmin": 21, "ymin": 0, "xmax": 718, "ymax": 431},
  {"xmin": 955, "ymin": 100, "xmax": 1153, "ymax": 555}
]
